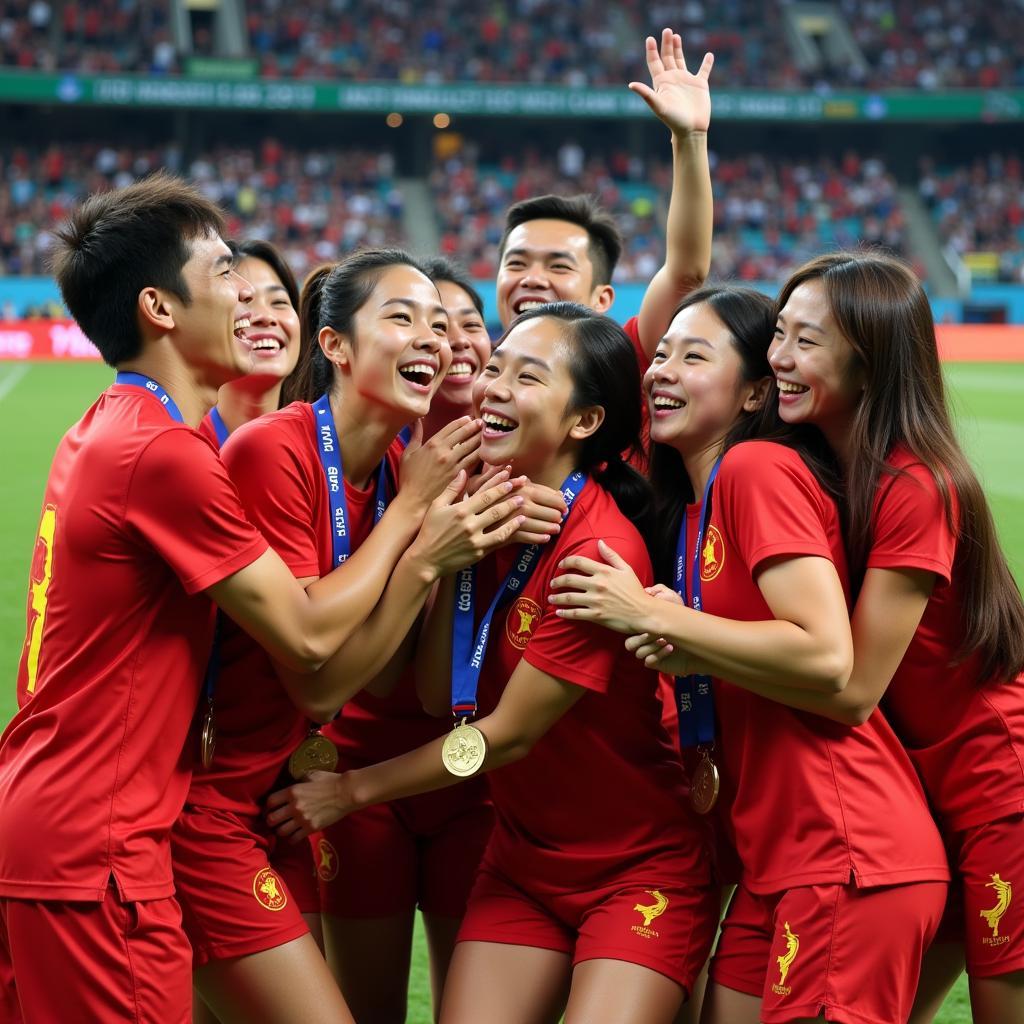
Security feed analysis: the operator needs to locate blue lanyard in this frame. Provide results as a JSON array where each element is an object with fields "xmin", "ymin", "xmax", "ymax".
[
  {"xmin": 114, "ymin": 372, "xmax": 185, "ymax": 423},
  {"xmin": 209, "ymin": 406, "xmax": 230, "ymax": 448},
  {"xmin": 450, "ymin": 471, "xmax": 587, "ymax": 718},
  {"xmin": 312, "ymin": 394, "xmax": 394, "ymax": 566},
  {"xmin": 673, "ymin": 457, "xmax": 723, "ymax": 749}
]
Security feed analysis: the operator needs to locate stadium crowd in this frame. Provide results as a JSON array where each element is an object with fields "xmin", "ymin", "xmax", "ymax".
[{"xmin": 3, "ymin": 0, "xmax": 1023, "ymax": 88}]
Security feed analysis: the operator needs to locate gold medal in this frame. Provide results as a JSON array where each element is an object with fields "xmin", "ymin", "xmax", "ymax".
[
  {"xmin": 288, "ymin": 732, "xmax": 339, "ymax": 781},
  {"xmin": 690, "ymin": 749, "xmax": 720, "ymax": 815},
  {"xmin": 200, "ymin": 701, "xmax": 216, "ymax": 771},
  {"xmin": 441, "ymin": 721, "xmax": 487, "ymax": 778}
]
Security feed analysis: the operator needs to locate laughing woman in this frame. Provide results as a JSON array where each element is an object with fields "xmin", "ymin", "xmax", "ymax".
[
  {"xmin": 315, "ymin": 258, "xmax": 502, "ymax": 1024},
  {"xmin": 768, "ymin": 252, "xmax": 1024, "ymax": 1024},
  {"xmin": 268, "ymin": 303, "xmax": 719, "ymax": 1024},
  {"xmin": 548, "ymin": 286, "xmax": 950, "ymax": 1024},
  {"xmin": 171, "ymin": 248, "xmax": 529, "ymax": 1024}
]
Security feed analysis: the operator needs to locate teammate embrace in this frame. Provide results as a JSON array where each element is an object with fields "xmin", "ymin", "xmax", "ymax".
[{"xmin": 3, "ymin": 24, "xmax": 1024, "ymax": 1024}]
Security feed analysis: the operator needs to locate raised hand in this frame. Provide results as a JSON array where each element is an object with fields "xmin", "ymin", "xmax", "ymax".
[
  {"xmin": 629, "ymin": 28, "xmax": 713, "ymax": 137},
  {"xmin": 397, "ymin": 416, "xmax": 483, "ymax": 514},
  {"xmin": 408, "ymin": 469, "xmax": 526, "ymax": 579}
]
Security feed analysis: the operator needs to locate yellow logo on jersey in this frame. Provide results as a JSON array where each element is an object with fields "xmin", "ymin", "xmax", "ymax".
[
  {"xmin": 253, "ymin": 868, "xmax": 288, "ymax": 912},
  {"xmin": 631, "ymin": 890, "xmax": 669, "ymax": 939},
  {"xmin": 25, "ymin": 504, "xmax": 57, "ymax": 695},
  {"xmin": 316, "ymin": 838, "xmax": 339, "ymax": 882},
  {"xmin": 506, "ymin": 597, "xmax": 542, "ymax": 650},
  {"xmin": 981, "ymin": 873, "xmax": 1012, "ymax": 946},
  {"xmin": 771, "ymin": 921, "xmax": 799, "ymax": 996},
  {"xmin": 700, "ymin": 525, "xmax": 725, "ymax": 582}
]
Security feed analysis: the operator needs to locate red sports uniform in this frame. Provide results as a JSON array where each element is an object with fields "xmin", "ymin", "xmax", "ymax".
[
  {"xmin": 0, "ymin": 383, "xmax": 267, "ymax": 1022},
  {"xmin": 456, "ymin": 480, "xmax": 718, "ymax": 994},
  {"xmin": 869, "ymin": 446, "xmax": 1024, "ymax": 976},
  {"xmin": 172, "ymin": 402, "xmax": 410, "ymax": 965},
  {"xmin": 623, "ymin": 315, "xmax": 652, "ymax": 469},
  {"xmin": 696, "ymin": 442, "xmax": 949, "ymax": 1023}
]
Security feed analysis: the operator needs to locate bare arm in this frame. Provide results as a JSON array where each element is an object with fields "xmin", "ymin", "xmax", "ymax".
[
  {"xmin": 550, "ymin": 541, "xmax": 852, "ymax": 693},
  {"xmin": 632, "ymin": 29, "xmax": 714, "ymax": 357},
  {"xmin": 415, "ymin": 574, "xmax": 457, "ymax": 717},
  {"xmin": 266, "ymin": 659, "xmax": 584, "ymax": 839}
]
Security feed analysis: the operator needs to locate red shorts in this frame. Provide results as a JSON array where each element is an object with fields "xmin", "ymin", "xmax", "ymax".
[
  {"xmin": 457, "ymin": 857, "xmax": 719, "ymax": 996},
  {"xmin": 932, "ymin": 811, "xmax": 1024, "ymax": 977},
  {"xmin": 172, "ymin": 805, "xmax": 311, "ymax": 966},
  {"xmin": 319, "ymin": 779, "xmax": 492, "ymax": 919},
  {"xmin": 710, "ymin": 879, "xmax": 947, "ymax": 1024},
  {"xmin": 0, "ymin": 884, "xmax": 191, "ymax": 1023}
]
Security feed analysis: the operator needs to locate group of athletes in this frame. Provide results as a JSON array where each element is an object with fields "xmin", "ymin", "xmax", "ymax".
[{"xmin": 1, "ymin": 26, "xmax": 1022, "ymax": 1024}]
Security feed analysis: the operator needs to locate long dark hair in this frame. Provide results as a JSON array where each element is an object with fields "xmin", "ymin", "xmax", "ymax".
[
  {"xmin": 777, "ymin": 251, "xmax": 1024, "ymax": 682},
  {"xmin": 230, "ymin": 238, "xmax": 303, "ymax": 408},
  {"xmin": 648, "ymin": 285, "xmax": 838, "ymax": 584},
  {"xmin": 496, "ymin": 302, "xmax": 653, "ymax": 537},
  {"xmin": 293, "ymin": 248, "xmax": 427, "ymax": 403},
  {"xmin": 422, "ymin": 256, "xmax": 485, "ymax": 316}
]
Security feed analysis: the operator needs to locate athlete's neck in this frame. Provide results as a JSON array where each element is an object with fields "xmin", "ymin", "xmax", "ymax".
[
  {"xmin": 818, "ymin": 419, "xmax": 855, "ymax": 471},
  {"xmin": 116, "ymin": 357, "xmax": 214, "ymax": 428},
  {"xmin": 329, "ymin": 388, "xmax": 406, "ymax": 489},
  {"xmin": 422, "ymin": 395, "xmax": 473, "ymax": 440},
  {"xmin": 215, "ymin": 378, "xmax": 283, "ymax": 434},
  {"xmin": 681, "ymin": 438, "xmax": 727, "ymax": 500},
  {"xmin": 526, "ymin": 451, "xmax": 580, "ymax": 494}
]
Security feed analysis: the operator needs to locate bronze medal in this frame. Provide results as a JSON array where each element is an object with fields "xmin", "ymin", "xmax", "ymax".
[
  {"xmin": 441, "ymin": 721, "xmax": 487, "ymax": 778},
  {"xmin": 690, "ymin": 749, "xmax": 720, "ymax": 815},
  {"xmin": 288, "ymin": 732, "xmax": 339, "ymax": 781},
  {"xmin": 200, "ymin": 701, "xmax": 216, "ymax": 771}
]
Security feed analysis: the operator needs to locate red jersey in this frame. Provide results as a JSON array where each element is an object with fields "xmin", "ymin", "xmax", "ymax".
[
  {"xmin": 185, "ymin": 402, "xmax": 404, "ymax": 815},
  {"xmin": 474, "ymin": 480, "xmax": 710, "ymax": 892},
  {"xmin": 869, "ymin": 447, "xmax": 1024, "ymax": 831},
  {"xmin": 623, "ymin": 315, "xmax": 652, "ymax": 471},
  {"xmin": 0, "ymin": 385, "xmax": 267, "ymax": 901},
  {"xmin": 197, "ymin": 410, "xmax": 220, "ymax": 448},
  {"xmin": 697, "ymin": 441, "xmax": 948, "ymax": 894}
]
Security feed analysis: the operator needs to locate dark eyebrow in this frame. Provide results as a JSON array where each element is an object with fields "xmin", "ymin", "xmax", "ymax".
[
  {"xmin": 381, "ymin": 297, "xmax": 448, "ymax": 319},
  {"xmin": 492, "ymin": 348, "xmax": 551, "ymax": 372},
  {"xmin": 776, "ymin": 312, "xmax": 824, "ymax": 333},
  {"xmin": 503, "ymin": 247, "xmax": 578, "ymax": 265},
  {"xmin": 212, "ymin": 252, "xmax": 235, "ymax": 272}
]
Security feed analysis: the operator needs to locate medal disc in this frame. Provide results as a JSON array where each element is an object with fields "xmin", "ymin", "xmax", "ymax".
[
  {"xmin": 689, "ymin": 753, "xmax": 720, "ymax": 815},
  {"xmin": 288, "ymin": 733, "xmax": 339, "ymax": 781},
  {"xmin": 441, "ymin": 722, "xmax": 487, "ymax": 778},
  {"xmin": 200, "ymin": 706, "xmax": 216, "ymax": 771}
]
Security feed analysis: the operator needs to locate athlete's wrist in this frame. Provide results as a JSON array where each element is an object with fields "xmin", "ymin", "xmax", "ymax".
[{"xmin": 402, "ymin": 544, "xmax": 441, "ymax": 587}]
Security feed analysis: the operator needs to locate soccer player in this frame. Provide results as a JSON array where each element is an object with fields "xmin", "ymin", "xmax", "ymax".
[
  {"xmin": 198, "ymin": 238, "xmax": 304, "ymax": 448},
  {"xmin": 315, "ymin": 258, "xmax": 505, "ymax": 1023},
  {"xmin": 0, "ymin": 177, "xmax": 515, "ymax": 1024},
  {"xmin": 495, "ymin": 30, "xmax": 714, "ymax": 364},
  {"xmin": 768, "ymin": 252, "xmax": 1024, "ymax": 1024},
  {"xmin": 548, "ymin": 286, "xmax": 951, "ymax": 1024},
  {"xmin": 173, "ymin": 249, "xmax": 541, "ymax": 1024},
  {"xmin": 267, "ymin": 304, "xmax": 720, "ymax": 1024}
]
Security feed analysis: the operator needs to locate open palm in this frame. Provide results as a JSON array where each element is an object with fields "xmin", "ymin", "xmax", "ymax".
[{"xmin": 629, "ymin": 28, "xmax": 713, "ymax": 135}]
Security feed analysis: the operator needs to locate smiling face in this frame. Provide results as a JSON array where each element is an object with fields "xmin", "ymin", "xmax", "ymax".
[
  {"xmin": 769, "ymin": 279, "xmax": 864, "ymax": 445},
  {"xmin": 471, "ymin": 315, "xmax": 597, "ymax": 481},
  {"xmin": 434, "ymin": 279, "xmax": 491, "ymax": 412},
  {"xmin": 324, "ymin": 264, "xmax": 452, "ymax": 420},
  {"xmin": 496, "ymin": 219, "xmax": 613, "ymax": 329},
  {"xmin": 233, "ymin": 255, "xmax": 301, "ymax": 381},
  {"xmin": 171, "ymin": 232, "xmax": 254, "ymax": 387},
  {"xmin": 644, "ymin": 302, "xmax": 766, "ymax": 458}
]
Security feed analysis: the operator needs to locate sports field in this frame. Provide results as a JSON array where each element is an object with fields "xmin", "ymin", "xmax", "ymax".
[{"xmin": 2, "ymin": 360, "xmax": 1021, "ymax": 1023}]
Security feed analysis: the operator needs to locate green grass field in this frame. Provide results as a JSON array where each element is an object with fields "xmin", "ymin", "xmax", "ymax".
[{"xmin": 3, "ymin": 360, "xmax": 1022, "ymax": 1023}]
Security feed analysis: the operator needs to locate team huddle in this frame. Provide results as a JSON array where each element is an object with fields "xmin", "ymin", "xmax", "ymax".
[{"xmin": 1, "ymin": 29, "xmax": 1023, "ymax": 1024}]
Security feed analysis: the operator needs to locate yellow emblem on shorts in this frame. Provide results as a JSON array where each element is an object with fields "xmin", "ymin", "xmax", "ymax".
[
  {"xmin": 700, "ymin": 526, "xmax": 724, "ymax": 582},
  {"xmin": 253, "ymin": 867, "xmax": 288, "ymax": 912},
  {"xmin": 316, "ymin": 838, "xmax": 339, "ymax": 882},
  {"xmin": 506, "ymin": 597, "xmax": 542, "ymax": 650},
  {"xmin": 980, "ymin": 873, "xmax": 1012, "ymax": 946},
  {"xmin": 630, "ymin": 890, "xmax": 668, "ymax": 939},
  {"xmin": 771, "ymin": 921, "xmax": 799, "ymax": 997}
]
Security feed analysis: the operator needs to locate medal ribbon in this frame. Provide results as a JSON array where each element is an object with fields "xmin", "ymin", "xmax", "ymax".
[
  {"xmin": 450, "ymin": 471, "xmax": 587, "ymax": 719},
  {"xmin": 209, "ymin": 405, "xmax": 230, "ymax": 447},
  {"xmin": 312, "ymin": 394, "xmax": 395, "ymax": 566},
  {"xmin": 673, "ymin": 456, "xmax": 723, "ymax": 749},
  {"xmin": 114, "ymin": 371, "xmax": 185, "ymax": 423}
]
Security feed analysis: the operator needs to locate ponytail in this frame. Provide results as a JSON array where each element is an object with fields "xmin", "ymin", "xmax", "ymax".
[{"xmin": 292, "ymin": 248, "xmax": 430, "ymax": 404}]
